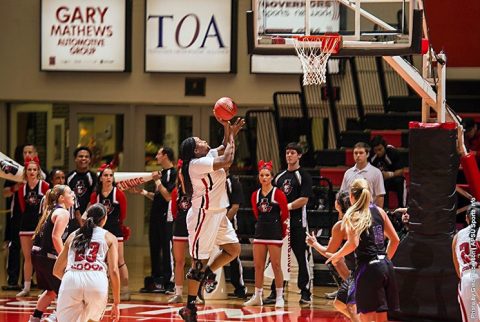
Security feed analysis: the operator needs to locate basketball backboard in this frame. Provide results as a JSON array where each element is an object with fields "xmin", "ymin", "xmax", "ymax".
[{"xmin": 247, "ymin": 0, "xmax": 423, "ymax": 56}]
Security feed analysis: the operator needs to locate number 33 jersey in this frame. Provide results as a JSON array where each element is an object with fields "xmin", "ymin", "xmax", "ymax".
[{"xmin": 66, "ymin": 227, "xmax": 109, "ymax": 274}]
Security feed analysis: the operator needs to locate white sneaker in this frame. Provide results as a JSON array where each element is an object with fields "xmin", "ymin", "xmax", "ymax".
[
  {"xmin": 243, "ymin": 294, "xmax": 263, "ymax": 306},
  {"xmin": 16, "ymin": 289, "xmax": 30, "ymax": 297},
  {"xmin": 43, "ymin": 311, "xmax": 57, "ymax": 322},
  {"xmin": 120, "ymin": 291, "xmax": 131, "ymax": 301},
  {"xmin": 275, "ymin": 297, "xmax": 285, "ymax": 308},
  {"xmin": 168, "ymin": 295, "xmax": 183, "ymax": 304}
]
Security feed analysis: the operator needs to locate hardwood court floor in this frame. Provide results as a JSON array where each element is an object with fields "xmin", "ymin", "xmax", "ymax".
[{"xmin": 0, "ymin": 245, "xmax": 351, "ymax": 321}]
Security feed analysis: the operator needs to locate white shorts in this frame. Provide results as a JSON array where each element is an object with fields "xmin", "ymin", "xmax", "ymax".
[
  {"xmin": 187, "ymin": 207, "xmax": 238, "ymax": 260},
  {"xmin": 458, "ymin": 270, "xmax": 480, "ymax": 322},
  {"xmin": 57, "ymin": 270, "xmax": 109, "ymax": 322}
]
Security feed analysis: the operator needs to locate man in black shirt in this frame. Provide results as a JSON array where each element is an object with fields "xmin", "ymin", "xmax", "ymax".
[
  {"xmin": 66, "ymin": 147, "xmax": 97, "ymax": 234},
  {"xmin": 369, "ymin": 136, "xmax": 406, "ymax": 208},
  {"xmin": 141, "ymin": 147, "xmax": 177, "ymax": 293},
  {"xmin": 226, "ymin": 172, "xmax": 247, "ymax": 298},
  {"xmin": 265, "ymin": 142, "xmax": 313, "ymax": 305}
]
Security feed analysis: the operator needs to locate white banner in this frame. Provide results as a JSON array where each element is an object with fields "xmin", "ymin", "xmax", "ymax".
[
  {"xmin": 41, "ymin": 0, "xmax": 127, "ymax": 71},
  {"xmin": 145, "ymin": 0, "xmax": 233, "ymax": 72}
]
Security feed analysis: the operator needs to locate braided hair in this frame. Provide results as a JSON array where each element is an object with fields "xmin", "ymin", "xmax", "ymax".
[
  {"xmin": 179, "ymin": 137, "xmax": 197, "ymax": 196},
  {"xmin": 72, "ymin": 203, "xmax": 107, "ymax": 253}
]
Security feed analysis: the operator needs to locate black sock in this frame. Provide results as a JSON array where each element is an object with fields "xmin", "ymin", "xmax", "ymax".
[
  {"xmin": 187, "ymin": 295, "xmax": 197, "ymax": 308},
  {"xmin": 33, "ymin": 309, "xmax": 43, "ymax": 318}
]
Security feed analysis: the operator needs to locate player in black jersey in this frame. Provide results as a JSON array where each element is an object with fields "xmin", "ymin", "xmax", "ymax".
[
  {"xmin": 29, "ymin": 185, "xmax": 74, "ymax": 322},
  {"xmin": 307, "ymin": 191, "xmax": 359, "ymax": 322},
  {"xmin": 67, "ymin": 147, "xmax": 97, "ymax": 234},
  {"xmin": 327, "ymin": 178, "xmax": 400, "ymax": 322},
  {"xmin": 266, "ymin": 142, "xmax": 313, "ymax": 305}
]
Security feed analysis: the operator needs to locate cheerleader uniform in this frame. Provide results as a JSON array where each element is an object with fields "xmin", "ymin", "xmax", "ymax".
[
  {"xmin": 56, "ymin": 227, "xmax": 110, "ymax": 322},
  {"xmin": 90, "ymin": 187, "xmax": 127, "ymax": 241},
  {"xmin": 170, "ymin": 187, "xmax": 192, "ymax": 242},
  {"xmin": 250, "ymin": 187, "xmax": 289, "ymax": 245},
  {"xmin": 31, "ymin": 206, "xmax": 69, "ymax": 293},
  {"xmin": 17, "ymin": 180, "xmax": 50, "ymax": 237}
]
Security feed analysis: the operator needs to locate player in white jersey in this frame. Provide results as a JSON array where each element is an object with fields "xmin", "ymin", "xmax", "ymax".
[
  {"xmin": 178, "ymin": 116, "xmax": 245, "ymax": 322},
  {"xmin": 453, "ymin": 202, "xmax": 480, "ymax": 322},
  {"xmin": 53, "ymin": 203, "xmax": 120, "ymax": 322}
]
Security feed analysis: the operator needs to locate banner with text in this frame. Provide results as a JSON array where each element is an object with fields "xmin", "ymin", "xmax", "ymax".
[
  {"xmin": 41, "ymin": 0, "xmax": 127, "ymax": 71},
  {"xmin": 145, "ymin": 0, "xmax": 234, "ymax": 73}
]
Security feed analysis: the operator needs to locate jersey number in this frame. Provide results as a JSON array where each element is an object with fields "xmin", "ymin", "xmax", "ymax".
[
  {"xmin": 459, "ymin": 241, "xmax": 480, "ymax": 265},
  {"xmin": 74, "ymin": 242, "xmax": 100, "ymax": 263}
]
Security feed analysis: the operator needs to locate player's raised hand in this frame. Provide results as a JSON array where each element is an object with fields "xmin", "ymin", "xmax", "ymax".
[
  {"xmin": 230, "ymin": 117, "xmax": 245, "ymax": 137},
  {"xmin": 305, "ymin": 231, "xmax": 317, "ymax": 246}
]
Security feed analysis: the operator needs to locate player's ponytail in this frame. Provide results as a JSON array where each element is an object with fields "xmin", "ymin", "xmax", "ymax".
[
  {"xmin": 33, "ymin": 185, "xmax": 67, "ymax": 239},
  {"xmin": 180, "ymin": 137, "xmax": 196, "ymax": 196},
  {"xmin": 73, "ymin": 203, "xmax": 107, "ymax": 253},
  {"xmin": 343, "ymin": 178, "xmax": 372, "ymax": 236}
]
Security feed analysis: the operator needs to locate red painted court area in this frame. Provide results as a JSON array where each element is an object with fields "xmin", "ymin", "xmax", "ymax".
[{"xmin": 0, "ymin": 298, "xmax": 348, "ymax": 321}]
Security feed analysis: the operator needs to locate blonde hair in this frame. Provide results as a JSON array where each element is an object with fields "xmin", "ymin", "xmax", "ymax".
[
  {"xmin": 33, "ymin": 185, "xmax": 68, "ymax": 239},
  {"xmin": 342, "ymin": 178, "xmax": 372, "ymax": 236}
]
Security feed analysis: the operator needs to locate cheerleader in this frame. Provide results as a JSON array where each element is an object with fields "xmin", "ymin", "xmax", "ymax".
[
  {"xmin": 168, "ymin": 159, "xmax": 192, "ymax": 303},
  {"xmin": 16, "ymin": 156, "xmax": 50, "ymax": 297},
  {"xmin": 244, "ymin": 160, "xmax": 289, "ymax": 308},
  {"xmin": 89, "ymin": 164, "xmax": 130, "ymax": 300}
]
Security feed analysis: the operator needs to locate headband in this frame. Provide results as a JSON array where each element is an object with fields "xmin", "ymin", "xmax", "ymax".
[
  {"xmin": 258, "ymin": 160, "xmax": 273, "ymax": 172},
  {"xmin": 24, "ymin": 156, "xmax": 40, "ymax": 168}
]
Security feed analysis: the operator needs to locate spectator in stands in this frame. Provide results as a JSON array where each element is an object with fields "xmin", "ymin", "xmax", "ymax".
[
  {"xmin": 340, "ymin": 142, "xmax": 385, "ymax": 208},
  {"xmin": 369, "ymin": 135, "xmax": 406, "ymax": 208},
  {"xmin": 462, "ymin": 118, "xmax": 480, "ymax": 164}
]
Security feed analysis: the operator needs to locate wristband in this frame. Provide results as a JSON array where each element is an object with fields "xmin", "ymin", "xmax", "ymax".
[
  {"xmin": 155, "ymin": 179, "xmax": 161, "ymax": 187},
  {"xmin": 287, "ymin": 203, "xmax": 292, "ymax": 210},
  {"xmin": 141, "ymin": 189, "xmax": 148, "ymax": 196}
]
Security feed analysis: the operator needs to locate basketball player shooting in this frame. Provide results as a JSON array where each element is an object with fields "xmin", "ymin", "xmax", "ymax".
[{"xmin": 178, "ymin": 102, "xmax": 245, "ymax": 322}]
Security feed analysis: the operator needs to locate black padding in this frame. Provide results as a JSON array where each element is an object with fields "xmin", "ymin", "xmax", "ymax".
[{"xmin": 391, "ymin": 126, "xmax": 461, "ymax": 321}]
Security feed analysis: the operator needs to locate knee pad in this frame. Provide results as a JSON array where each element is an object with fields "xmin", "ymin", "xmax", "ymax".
[{"xmin": 186, "ymin": 260, "xmax": 205, "ymax": 281}]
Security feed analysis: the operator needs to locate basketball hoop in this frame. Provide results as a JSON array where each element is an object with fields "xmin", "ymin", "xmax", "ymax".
[{"xmin": 293, "ymin": 34, "xmax": 342, "ymax": 86}]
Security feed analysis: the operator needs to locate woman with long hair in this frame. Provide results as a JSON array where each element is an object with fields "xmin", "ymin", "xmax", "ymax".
[
  {"xmin": 327, "ymin": 178, "xmax": 400, "ymax": 322},
  {"xmin": 28, "ymin": 185, "xmax": 74, "ymax": 322},
  {"xmin": 452, "ymin": 201, "xmax": 480, "ymax": 322},
  {"xmin": 243, "ymin": 160, "xmax": 289, "ymax": 308},
  {"xmin": 167, "ymin": 159, "xmax": 192, "ymax": 303},
  {"xmin": 89, "ymin": 164, "xmax": 130, "ymax": 300},
  {"xmin": 306, "ymin": 191, "xmax": 359, "ymax": 321},
  {"xmin": 15, "ymin": 156, "xmax": 50, "ymax": 297},
  {"xmin": 54, "ymin": 203, "xmax": 120, "ymax": 322}
]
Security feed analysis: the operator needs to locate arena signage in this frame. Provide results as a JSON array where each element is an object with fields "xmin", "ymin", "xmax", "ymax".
[
  {"xmin": 41, "ymin": 0, "xmax": 130, "ymax": 71},
  {"xmin": 145, "ymin": 0, "xmax": 237, "ymax": 73}
]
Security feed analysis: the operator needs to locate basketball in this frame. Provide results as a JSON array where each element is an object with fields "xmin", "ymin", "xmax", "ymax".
[{"xmin": 213, "ymin": 97, "xmax": 237, "ymax": 121}]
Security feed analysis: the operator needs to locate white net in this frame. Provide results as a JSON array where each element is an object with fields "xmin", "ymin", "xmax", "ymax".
[{"xmin": 293, "ymin": 36, "xmax": 340, "ymax": 86}]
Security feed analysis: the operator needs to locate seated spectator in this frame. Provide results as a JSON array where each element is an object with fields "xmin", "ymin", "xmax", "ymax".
[
  {"xmin": 369, "ymin": 136, "xmax": 406, "ymax": 209},
  {"xmin": 462, "ymin": 118, "xmax": 480, "ymax": 163}
]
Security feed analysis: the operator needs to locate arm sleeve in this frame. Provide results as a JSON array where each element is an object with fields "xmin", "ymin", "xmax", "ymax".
[
  {"xmin": 116, "ymin": 189, "xmax": 127, "ymax": 223},
  {"xmin": 250, "ymin": 191, "xmax": 258, "ymax": 220},
  {"xmin": 190, "ymin": 156, "xmax": 214, "ymax": 176},
  {"xmin": 89, "ymin": 192, "xmax": 97, "ymax": 206},
  {"xmin": 276, "ymin": 189, "xmax": 290, "ymax": 237},
  {"xmin": 163, "ymin": 169, "xmax": 178, "ymax": 192},
  {"xmin": 170, "ymin": 188, "xmax": 178, "ymax": 220}
]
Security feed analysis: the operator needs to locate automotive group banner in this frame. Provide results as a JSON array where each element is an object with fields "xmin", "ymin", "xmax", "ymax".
[
  {"xmin": 145, "ymin": 0, "xmax": 234, "ymax": 73},
  {"xmin": 41, "ymin": 0, "xmax": 128, "ymax": 71}
]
